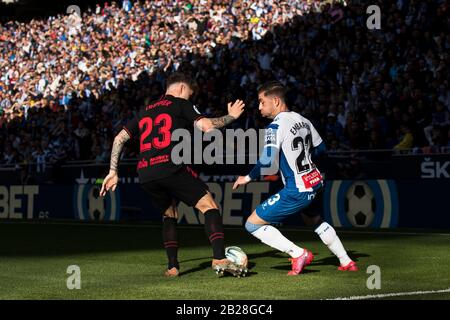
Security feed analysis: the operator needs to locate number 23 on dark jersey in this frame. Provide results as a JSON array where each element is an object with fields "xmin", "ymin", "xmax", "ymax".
[{"xmin": 123, "ymin": 95, "xmax": 204, "ymax": 183}]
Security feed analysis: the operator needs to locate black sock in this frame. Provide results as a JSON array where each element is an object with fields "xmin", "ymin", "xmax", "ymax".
[
  {"xmin": 204, "ymin": 209, "xmax": 225, "ymax": 259},
  {"xmin": 312, "ymin": 217, "xmax": 325, "ymax": 231},
  {"xmin": 163, "ymin": 217, "xmax": 179, "ymax": 270}
]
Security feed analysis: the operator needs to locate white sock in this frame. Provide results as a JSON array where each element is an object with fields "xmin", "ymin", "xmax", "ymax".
[
  {"xmin": 252, "ymin": 225, "xmax": 304, "ymax": 258},
  {"xmin": 315, "ymin": 222, "xmax": 351, "ymax": 266}
]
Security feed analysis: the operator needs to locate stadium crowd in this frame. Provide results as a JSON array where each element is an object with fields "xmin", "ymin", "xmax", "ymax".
[{"xmin": 0, "ymin": 0, "xmax": 449, "ymax": 172}]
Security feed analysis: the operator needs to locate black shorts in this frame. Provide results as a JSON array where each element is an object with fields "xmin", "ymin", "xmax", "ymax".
[{"xmin": 140, "ymin": 166, "xmax": 209, "ymax": 214}]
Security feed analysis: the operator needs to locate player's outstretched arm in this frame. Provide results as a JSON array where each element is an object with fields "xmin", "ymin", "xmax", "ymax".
[
  {"xmin": 195, "ymin": 99, "xmax": 245, "ymax": 132},
  {"xmin": 233, "ymin": 175, "xmax": 252, "ymax": 190},
  {"xmin": 100, "ymin": 129, "xmax": 131, "ymax": 196},
  {"xmin": 233, "ymin": 144, "xmax": 280, "ymax": 191}
]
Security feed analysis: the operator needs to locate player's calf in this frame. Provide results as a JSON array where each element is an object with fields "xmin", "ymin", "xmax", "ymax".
[
  {"xmin": 314, "ymin": 222, "xmax": 357, "ymax": 270},
  {"xmin": 163, "ymin": 217, "xmax": 179, "ymax": 271},
  {"xmin": 245, "ymin": 219, "xmax": 312, "ymax": 276},
  {"xmin": 203, "ymin": 208, "xmax": 226, "ymax": 260},
  {"xmin": 246, "ymin": 221, "xmax": 304, "ymax": 256}
]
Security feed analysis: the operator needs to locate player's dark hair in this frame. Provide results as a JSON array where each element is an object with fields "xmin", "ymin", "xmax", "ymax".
[
  {"xmin": 166, "ymin": 73, "xmax": 197, "ymax": 91},
  {"xmin": 257, "ymin": 81, "xmax": 286, "ymax": 102}
]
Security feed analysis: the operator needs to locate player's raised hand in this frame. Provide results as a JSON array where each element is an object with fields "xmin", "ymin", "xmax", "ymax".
[
  {"xmin": 228, "ymin": 99, "xmax": 245, "ymax": 119},
  {"xmin": 100, "ymin": 171, "xmax": 119, "ymax": 196},
  {"xmin": 233, "ymin": 175, "xmax": 251, "ymax": 190}
]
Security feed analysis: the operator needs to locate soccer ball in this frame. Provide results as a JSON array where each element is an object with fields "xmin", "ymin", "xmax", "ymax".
[
  {"xmin": 225, "ymin": 246, "xmax": 248, "ymax": 267},
  {"xmin": 344, "ymin": 181, "xmax": 376, "ymax": 228}
]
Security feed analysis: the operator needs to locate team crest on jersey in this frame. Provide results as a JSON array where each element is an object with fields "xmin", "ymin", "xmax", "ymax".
[
  {"xmin": 323, "ymin": 180, "xmax": 399, "ymax": 229},
  {"xmin": 266, "ymin": 128, "xmax": 277, "ymax": 145},
  {"xmin": 73, "ymin": 184, "xmax": 120, "ymax": 221}
]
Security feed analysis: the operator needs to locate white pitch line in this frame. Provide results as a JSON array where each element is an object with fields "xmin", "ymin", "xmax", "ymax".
[{"xmin": 329, "ymin": 288, "xmax": 450, "ymax": 300}]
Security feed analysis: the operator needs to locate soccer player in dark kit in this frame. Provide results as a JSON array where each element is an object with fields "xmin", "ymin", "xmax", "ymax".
[{"xmin": 100, "ymin": 73, "xmax": 246, "ymax": 277}]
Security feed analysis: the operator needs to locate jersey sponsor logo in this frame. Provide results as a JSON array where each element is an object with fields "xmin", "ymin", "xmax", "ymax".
[
  {"xmin": 149, "ymin": 154, "xmax": 170, "ymax": 166},
  {"xmin": 137, "ymin": 158, "xmax": 148, "ymax": 170},
  {"xmin": 301, "ymin": 169, "xmax": 322, "ymax": 189},
  {"xmin": 137, "ymin": 155, "xmax": 170, "ymax": 170},
  {"xmin": 323, "ymin": 180, "xmax": 399, "ymax": 229},
  {"xmin": 307, "ymin": 193, "xmax": 315, "ymax": 201}
]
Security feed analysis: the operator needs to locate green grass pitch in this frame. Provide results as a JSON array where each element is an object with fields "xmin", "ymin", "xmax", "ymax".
[{"xmin": 1, "ymin": 222, "xmax": 449, "ymax": 300}]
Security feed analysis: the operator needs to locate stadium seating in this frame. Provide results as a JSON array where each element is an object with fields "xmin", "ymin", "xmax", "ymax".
[{"xmin": 0, "ymin": 0, "xmax": 448, "ymax": 169}]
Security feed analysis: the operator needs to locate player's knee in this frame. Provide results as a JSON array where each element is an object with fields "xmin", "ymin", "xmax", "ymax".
[
  {"xmin": 314, "ymin": 222, "xmax": 337, "ymax": 246},
  {"xmin": 302, "ymin": 213, "xmax": 323, "ymax": 228},
  {"xmin": 195, "ymin": 193, "xmax": 219, "ymax": 214},
  {"xmin": 197, "ymin": 203, "xmax": 218, "ymax": 214},
  {"xmin": 163, "ymin": 206, "xmax": 178, "ymax": 219},
  {"xmin": 245, "ymin": 220, "xmax": 263, "ymax": 234}
]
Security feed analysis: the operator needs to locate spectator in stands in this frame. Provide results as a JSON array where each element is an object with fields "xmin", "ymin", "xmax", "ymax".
[
  {"xmin": 0, "ymin": 0, "xmax": 448, "ymax": 171},
  {"xmin": 394, "ymin": 123, "xmax": 414, "ymax": 151}
]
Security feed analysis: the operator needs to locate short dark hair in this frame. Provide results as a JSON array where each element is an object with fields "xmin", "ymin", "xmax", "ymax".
[
  {"xmin": 257, "ymin": 81, "xmax": 286, "ymax": 102},
  {"xmin": 166, "ymin": 73, "xmax": 197, "ymax": 91}
]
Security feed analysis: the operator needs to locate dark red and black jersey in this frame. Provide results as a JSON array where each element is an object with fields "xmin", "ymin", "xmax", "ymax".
[{"xmin": 123, "ymin": 95, "xmax": 204, "ymax": 183}]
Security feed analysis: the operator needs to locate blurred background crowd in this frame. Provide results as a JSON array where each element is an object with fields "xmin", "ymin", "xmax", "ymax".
[{"xmin": 0, "ymin": 0, "xmax": 449, "ymax": 173}]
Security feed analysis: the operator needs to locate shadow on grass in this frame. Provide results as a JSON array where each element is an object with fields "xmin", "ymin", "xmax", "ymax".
[
  {"xmin": 247, "ymin": 250, "xmax": 284, "ymax": 260},
  {"xmin": 310, "ymin": 250, "xmax": 370, "ymax": 267},
  {"xmin": 176, "ymin": 249, "xmax": 369, "ymax": 276},
  {"xmin": 247, "ymin": 250, "xmax": 323, "ymax": 274},
  {"xmin": 0, "ymin": 223, "xmax": 260, "ymax": 257},
  {"xmin": 0, "ymin": 222, "xmax": 425, "ymax": 258},
  {"xmin": 245, "ymin": 249, "xmax": 369, "ymax": 272},
  {"xmin": 271, "ymin": 266, "xmax": 320, "ymax": 274}
]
